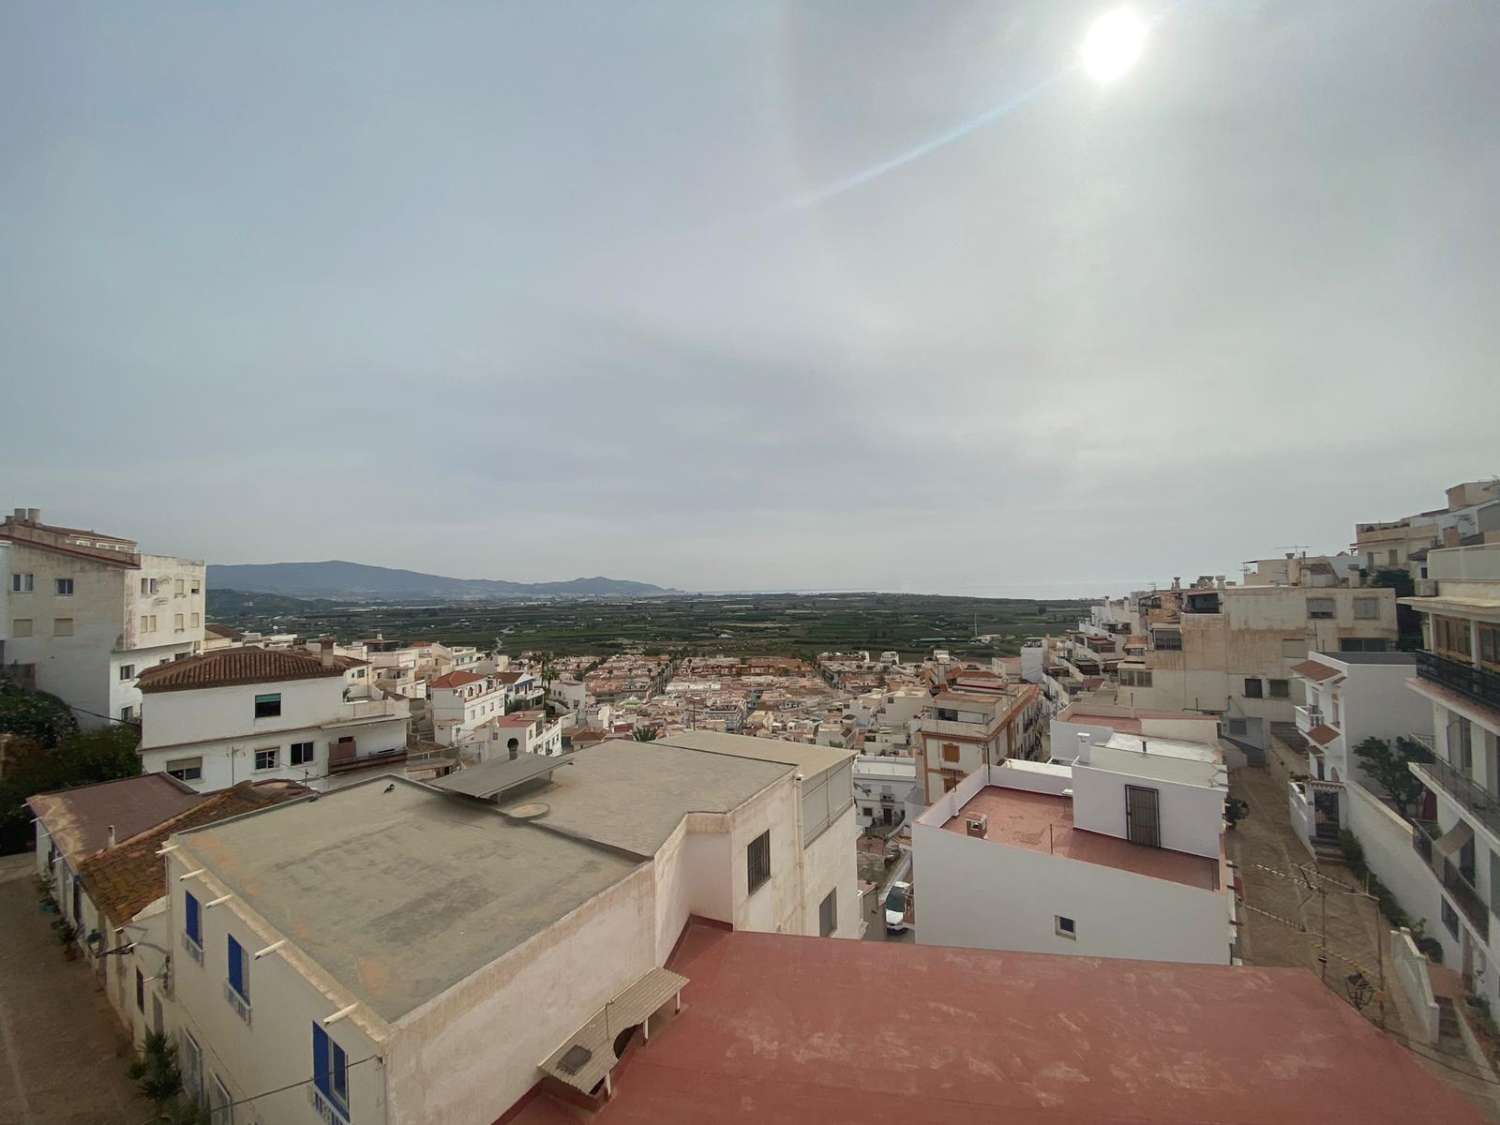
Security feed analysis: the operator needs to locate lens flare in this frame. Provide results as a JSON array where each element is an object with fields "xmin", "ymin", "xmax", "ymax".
[{"xmin": 1080, "ymin": 7, "xmax": 1147, "ymax": 83}]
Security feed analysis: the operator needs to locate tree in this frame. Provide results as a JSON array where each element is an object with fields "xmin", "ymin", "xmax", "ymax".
[
  {"xmin": 1352, "ymin": 735, "xmax": 1432, "ymax": 815},
  {"xmin": 632, "ymin": 725, "xmax": 658, "ymax": 742},
  {"xmin": 0, "ymin": 717, "xmax": 141, "ymax": 854},
  {"xmin": 0, "ymin": 679, "xmax": 77, "ymax": 745}
]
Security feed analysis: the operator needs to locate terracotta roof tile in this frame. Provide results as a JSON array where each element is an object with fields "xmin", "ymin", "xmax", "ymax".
[
  {"xmin": 429, "ymin": 671, "xmax": 486, "ymax": 689},
  {"xmin": 79, "ymin": 780, "xmax": 310, "ymax": 923},
  {"xmin": 1290, "ymin": 659, "xmax": 1341, "ymax": 682},
  {"xmin": 137, "ymin": 646, "xmax": 364, "ymax": 693},
  {"xmin": 1306, "ymin": 724, "xmax": 1340, "ymax": 746},
  {"xmin": 27, "ymin": 774, "xmax": 205, "ymax": 865}
]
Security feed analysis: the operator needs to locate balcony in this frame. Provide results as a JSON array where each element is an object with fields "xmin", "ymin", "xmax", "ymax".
[
  {"xmin": 1295, "ymin": 705, "xmax": 1323, "ymax": 734},
  {"xmin": 223, "ymin": 980, "xmax": 253, "ymax": 1025},
  {"xmin": 328, "ymin": 742, "xmax": 408, "ymax": 774},
  {"xmin": 1412, "ymin": 756, "xmax": 1500, "ymax": 838},
  {"xmin": 1410, "ymin": 820, "xmax": 1490, "ymax": 941},
  {"xmin": 323, "ymin": 698, "xmax": 411, "ymax": 729},
  {"xmin": 1416, "ymin": 650, "xmax": 1500, "ymax": 713}
]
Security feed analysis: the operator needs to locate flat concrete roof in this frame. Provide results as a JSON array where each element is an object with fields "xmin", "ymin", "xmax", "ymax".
[
  {"xmin": 944, "ymin": 787, "xmax": 1220, "ymax": 890},
  {"xmin": 1100, "ymin": 732, "xmax": 1223, "ymax": 765},
  {"xmin": 514, "ymin": 922, "xmax": 1484, "ymax": 1125},
  {"xmin": 1086, "ymin": 742, "xmax": 1227, "ymax": 789},
  {"xmin": 656, "ymin": 730, "xmax": 853, "ymax": 778},
  {"xmin": 498, "ymin": 740, "xmax": 790, "ymax": 856},
  {"xmin": 430, "ymin": 752, "xmax": 569, "ymax": 798},
  {"xmin": 176, "ymin": 777, "xmax": 641, "ymax": 1023}
]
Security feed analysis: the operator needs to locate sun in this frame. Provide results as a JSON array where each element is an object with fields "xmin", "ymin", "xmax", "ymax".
[{"xmin": 1080, "ymin": 7, "xmax": 1148, "ymax": 84}]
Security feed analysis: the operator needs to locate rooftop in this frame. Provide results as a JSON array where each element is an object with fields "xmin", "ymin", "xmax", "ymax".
[
  {"xmin": 28, "ymin": 773, "xmax": 204, "ymax": 865},
  {"xmin": 428, "ymin": 670, "xmax": 487, "ymax": 689},
  {"xmin": 515, "ymin": 922, "xmax": 1481, "ymax": 1125},
  {"xmin": 1290, "ymin": 659, "xmax": 1343, "ymax": 682},
  {"xmin": 496, "ymin": 740, "xmax": 789, "ymax": 856},
  {"xmin": 1085, "ymin": 741, "xmax": 1227, "ymax": 788},
  {"xmin": 78, "ymin": 780, "xmax": 308, "ymax": 922},
  {"xmin": 943, "ymin": 787, "xmax": 1219, "ymax": 890},
  {"xmin": 137, "ymin": 646, "xmax": 365, "ymax": 693},
  {"xmin": 176, "ymin": 776, "xmax": 642, "ymax": 1023},
  {"xmin": 656, "ymin": 730, "xmax": 853, "ymax": 778},
  {"xmin": 1316, "ymin": 650, "xmax": 1416, "ymax": 666}
]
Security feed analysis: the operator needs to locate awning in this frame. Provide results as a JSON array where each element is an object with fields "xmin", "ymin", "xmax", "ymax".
[
  {"xmin": 1435, "ymin": 819, "xmax": 1475, "ymax": 859},
  {"xmin": 539, "ymin": 967, "xmax": 689, "ymax": 1096}
]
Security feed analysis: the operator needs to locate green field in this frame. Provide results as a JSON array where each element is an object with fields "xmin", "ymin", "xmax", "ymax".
[{"xmin": 206, "ymin": 590, "xmax": 1092, "ymax": 661}]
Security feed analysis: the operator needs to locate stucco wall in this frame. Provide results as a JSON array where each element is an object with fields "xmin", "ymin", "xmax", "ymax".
[
  {"xmin": 914, "ymin": 819, "xmax": 1229, "ymax": 963},
  {"xmin": 800, "ymin": 804, "xmax": 859, "ymax": 937},
  {"xmin": 1071, "ymin": 764, "xmax": 1224, "ymax": 859}
]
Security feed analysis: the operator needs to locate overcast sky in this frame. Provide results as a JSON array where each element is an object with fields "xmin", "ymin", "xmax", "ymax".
[{"xmin": 4, "ymin": 1, "xmax": 1498, "ymax": 597}]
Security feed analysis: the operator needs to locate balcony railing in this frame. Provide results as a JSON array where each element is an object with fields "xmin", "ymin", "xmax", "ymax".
[
  {"xmin": 1412, "ymin": 756, "xmax": 1500, "ymax": 839},
  {"xmin": 1416, "ymin": 650, "xmax": 1500, "ymax": 712},
  {"xmin": 1295, "ymin": 705, "xmax": 1322, "ymax": 734},
  {"xmin": 1410, "ymin": 819, "xmax": 1490, "ymax": 941}
]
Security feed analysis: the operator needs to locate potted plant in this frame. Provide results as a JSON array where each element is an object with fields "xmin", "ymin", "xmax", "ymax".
[
  {"xmin": 51, "ymin": 918, "xmax": 78, "ymax": 958},
  {"xmin": 34, "ymin": 873, "xmax": 58, "ymax": 914}
]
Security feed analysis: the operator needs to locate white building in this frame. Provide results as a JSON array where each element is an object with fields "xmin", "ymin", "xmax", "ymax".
[
  {"xmin": 1, "ymin": 508, "xmax": 206, "ymax": 726},
  {"xmin": 914, "ymin": 683, "xmax": 1044, "ymax": 802},
  {"xmin": 427, "ymin": 671, "xmax": 507, "ymax": 746},
  {"xmin": 159, "ymin": 732, "xmax": 857, "ymax": 1124},
  {"xmin": 136, "ymin": 645, "xmax": 409, "ymax": 791},
  {"xmin": 853, "ymin": 755, "xmax": 918, "ymax": 830},
  {"xmin": 914, "ymin": 738, "xmax": 1234, "ymax": 964}
]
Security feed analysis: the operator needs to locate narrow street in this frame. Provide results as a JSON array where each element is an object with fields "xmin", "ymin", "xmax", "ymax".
[{"xmin": 0, "ymin": 854, "xmax": 150, "ymax": 1125}]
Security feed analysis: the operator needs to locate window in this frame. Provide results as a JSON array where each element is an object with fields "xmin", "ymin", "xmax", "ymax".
[
  {"xmin": 1339, "ymin": 637, "xmax": 1388, "ymax": 653},
  {"xmin": 935, "ymin": 707, "xmax": 959, "ymax": 722},
  {"xmin": 1441, "ymin": 898, "xmax": 1460, "ymax": 940},
  {"xmin": 140, "ymin": 614, "xmax": 157, "ymax": 633},
  {"xmin": 12, "ymin": 573, "xmax": 35, "ymax": 592},
  {"xmin": 1227, "ymin": 719, "xmax": 1247, "ymax": 737},
  {"xmin": 51, "ymin": 617, "xmax": 73, "ymax": 637},
  {"xmin": 1267, "ymin": 679, "xmax": 1290, "ymax": 699},
  {"xmin": 1435, "ymin": 616, "xmax": 1473, "ymax": 659},
  {"xmin": 227, "ymin": 934, "xmax": 250, "ymax": 1003},
  {"xmin": 180, "ymin": 1031, "xmax": 203, "ymax": 1104},
  {"xmin": 184, "ymin": 890, "xmax": 202, "ymax": 948},
  {"xmin": 120, "ymin": 664, "xmax": 135, "ymax": 681},
  {"xmin": 12, "ymin": 618, "xmax": 32, "ymax": 638},
  {"xmin": 174, "ymin": 613, "xmax": 185, "ymax": 633},
  {"xmin": 191, "ymin": 612, "xmax": 200, "ymax": 628},
  {"xmin": 140, "ymin": 577, "xmax": 159, "ymax": 595},
  {"xmin": 208, "ymin": 1075, "xmax": 233, "ymax": 1125},
  {"xmin": 1353, "ymin": 597, "xmax": 1379, "ymax": 620},
  {"xmin": 1152, "ymin": 630, "xmax": 1182, "ymax": 651},
  {"xmin": 1450, "ymin": 717, "xmax": 1474, "ymax": 773},
  {"xmin": 1307, "ymin": 597, "xmax": 1335, "ymax": 619},
  {"xmin": 1055, "ymin": 915, "xmax": 1077, "ymax": 939},
  {"xmin": 313, "ymin": 1024, "xmax": 350, "ymax": 1120},
  {"xmin": 941, "ymin": 743, "xmax": 961, "ymax": 764},
  {"xmin": 1365, "ymin": 552, "xmax": 1375, "ymax": 570},
  {"xmin": 1387, "ymin": 548, "xmax": 1399, "ymax": 566},
  {"xmin": 746, "ymin": 830, "xmax": 771, "ymax": 894},
  {"xmin": 120, "ymin": 705, "xmax": 135, "ymax": 722},
  {"xmin": 191, "ymin": 578, "xmax": 201, "ymax": 595},
  {"xmin": 290, "ymin": 741, "xmax": 315, "ymax": 766},
  {"xmin": 135, "ymin": 967, "xmax": 145, "ymax": 1011},
  {"xmin": 54, "ymin": 578, "xmax": 74, "ymax": 596},
  {"xmin": 254, "ymin": 748, "xmax": 279, "ymax": 771},
  {"xmin": 1243, "ymin": 678, "xmax": 1263, "ymax": 699},
  {"xmin": 254, "ymin": 693, "xmax": 281, "ymax": 718},
  {"xmin": 819, "ymin": 889, "xmax": 837, "ymax": 937},
  {"xmin": 166, "ymin": 757, "xmax": 203, "ymax": 782},
  {"xmin": 861, "ymin": 806, "xmax": 874, "ymax": 818},
  {"xmin": 175, "ymin": 578, "xmax": 186, "ymax": 597}
]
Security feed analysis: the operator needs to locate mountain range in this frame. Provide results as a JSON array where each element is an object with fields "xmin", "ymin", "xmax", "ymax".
[{"xmin": 207, "ymin": 560, "xmax": 676, "ymax": 601}]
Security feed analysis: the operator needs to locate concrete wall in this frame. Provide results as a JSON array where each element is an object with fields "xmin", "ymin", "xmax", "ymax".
[
  {"xmin": 1391, "ymin": 927, "xmax": 1441, "ymax": 1047},
  {"xmin": 800, "ymin": 804, "xmax": 859, "ymax": 937},
  {"xmin": 141, "ymin": 714, "xmax": 409, "ymax": 791},
  {"xmin": 913, "ymin": 817, "xmax": 1230, "ymax": 963},
  {"xmin": 1070, "ymin": 764, "xmax": 1224, "ymax": 859}
]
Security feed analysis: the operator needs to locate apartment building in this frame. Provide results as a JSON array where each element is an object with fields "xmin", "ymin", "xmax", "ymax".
[
  {"xmin": 1400, "ymin": 542, "xmax": 1500, "ymax": 1008},
  {"xmin": 1116, "ymin": 579, "xmax": 1398, "ymax": 750},
  {"xmin": 136, "ymin": 645, "xmax": 410, "ymax": 790},
  {"xmin": 914, "ymin": 739, "xmax": 1234, "ymax": 964},
  {"xmin": 427, "ymin": 671, "xmax": 507, "ymax": 746},
  {"xmin": 1, "ymin": 508, "xmax": 205, "ymax": 726},
  {"xmin": 1355, "ymin": 479, "xmax": 1500, "ymax": 578},
  {"xmin": 853, "ymin": 755, "xmax": 918, "ymax": 830},
  {"xmin": 492, "ymin": 709, "xmax": 564, "ymax": 758},
  {"xmin": 914, "ymin": 682, "xmax": 1043, "ymax": 802},
  {"xmin": 158, "ymin": 733, "xmax": 856, "ymax": 1124}
]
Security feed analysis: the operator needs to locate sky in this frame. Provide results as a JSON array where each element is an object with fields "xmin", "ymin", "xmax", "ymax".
[{"xmin": 4, "ymin": 1, "xmax": 1498, "ymax": 598}]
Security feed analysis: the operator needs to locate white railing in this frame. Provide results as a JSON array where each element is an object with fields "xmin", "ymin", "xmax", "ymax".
[
  {"xmin": 183, "ymin": 933, "xmax": 204, "ymax": 966},
  {"xmin": 223, "ymin": 980, "xmax": 252, "ymax": 1025},
  {"xmin": 331, "ymin": 699, "xmax": 410, "ymax": 723},
  {"xmin": 1390, "ymin": 927, "xmax": 1440, "ymax": 1047},
  {"xmin": 1295, "ymin": 705, "xmax": 1322, "ymax": 733},
  {"xmin": 308, "ymin": 1085, "xmax": 349, "ymax": 1123}
]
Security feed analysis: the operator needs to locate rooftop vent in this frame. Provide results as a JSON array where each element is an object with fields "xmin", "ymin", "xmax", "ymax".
[{"xmin": 965, "ymin": 813, "xmax": 989, "ymax": 838}]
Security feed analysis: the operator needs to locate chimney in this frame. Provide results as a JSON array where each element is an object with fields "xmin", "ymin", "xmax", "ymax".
[
  {"xmin": 106, "ymin": 824, "xmax": 116, "ymax": 849},
  {"xmin": 26, "ymin": 508, "xmax": 40, "ymax": 523},
  {"xmin": 1075, "ymin": 732, "xmax": 1091, "ymax": 766},
  {"xmin": 320, "ymin": 636, "xmax": 335, "ymax": 668},
  {"xmin": 11, "ymin": 508, "xmax": 25, "ymax": 523}
]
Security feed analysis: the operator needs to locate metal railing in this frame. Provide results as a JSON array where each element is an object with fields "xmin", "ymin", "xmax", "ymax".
[
  {"xmin": 1416, "ymin": 650, "xmax": 1500, "ymax": 711},
  {"xmin": 1409, "ymin": 818, "xmax": 1490, "ymax": 940},
  {"xmin": 1412, "ymin": 757, "xmax": 1500, "ymax": 839}
]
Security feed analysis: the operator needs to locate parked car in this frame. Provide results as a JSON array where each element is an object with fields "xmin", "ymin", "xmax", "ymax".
[{"xmin": 884, "ymin": 881, "xmax": 911, "ymax": 934}]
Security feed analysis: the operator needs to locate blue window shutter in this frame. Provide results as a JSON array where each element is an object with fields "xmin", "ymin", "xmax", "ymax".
[
  {"xmin": 185, "ymin": 892, "xmax": 200, "ymax": 942},
  {"xmin": 313, "ymin": 1024, "xmax": 330, "ymax": 1094},
  {"xmin": 228, "ymin": 935, "xmax": 243, "ymax": 995}
]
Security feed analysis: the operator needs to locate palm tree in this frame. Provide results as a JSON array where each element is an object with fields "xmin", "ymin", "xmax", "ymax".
[{"xmin": 632, "ymin": 725, "xmax": 658, "ymax": 742}]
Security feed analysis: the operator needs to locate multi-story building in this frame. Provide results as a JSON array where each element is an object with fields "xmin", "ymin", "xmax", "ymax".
[
  {"xmin": 1116, "ymin": 579, "xmax": 1398, "ymax": 750},
  {"xmin": 914, "ymin": 739, "xmax": 1234, "ymax": 964},
  {"xmin": 158, "ymin": 732, "xmax": 857, "ymax": 1123},
  {"xmin": 853, "ymin": 754, "xmax": 918, "ymax": 830},
  {"xmin": 493, "ymin": 708, "xmax": 564, "ymax": 758},
  {"xmin": 1401, "ymin": 542, "xmax": 1500, "ymax": 1007},
  {"xmin": 1, "ymin": 507, "xmax": 206, "ymax": 726},
  {"xmin": 136, "ymin": 644, "xmax": 409, "ymax": 790},
  {"xmin": 427, "ymin": 671, "xmax": 507, "ymax": 746},
  {"xmin": 914, "ymin": 682, "xmax": 1043, "ymax": 802},
  {"xmin": 1354, "ymin": 479, "xmax": 1500, "ymax": 578}
]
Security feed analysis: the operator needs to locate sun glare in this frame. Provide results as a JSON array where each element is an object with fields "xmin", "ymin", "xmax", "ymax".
[{"xmin": 1080, "ymin": 7, "xmax": 1147, "ymax": 84}]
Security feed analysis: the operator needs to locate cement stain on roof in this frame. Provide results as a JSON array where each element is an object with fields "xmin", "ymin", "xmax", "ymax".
[
  {"xmin": 500, "ymin": 740, "xmax": 790, "ymax": 856},
  {"xmin": 178, "ymin": 777, "xmax": 642, "ymax": 1023}
]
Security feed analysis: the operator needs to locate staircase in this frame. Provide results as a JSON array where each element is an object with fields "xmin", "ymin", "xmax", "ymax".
[{"xmin": 1436, "ymin": 996, "xmax": 1466, "ymax": 1056}]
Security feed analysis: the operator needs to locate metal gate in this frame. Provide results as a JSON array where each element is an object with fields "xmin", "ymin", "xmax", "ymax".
[{"xmin": 1125, "ymin": 785, "xmax": 1161, "ymax": 848}]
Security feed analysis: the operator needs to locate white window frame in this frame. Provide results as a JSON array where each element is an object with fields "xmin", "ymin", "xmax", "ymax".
[
  {"xmin": 54, "ymin": 577, "xmax": 74, "ymax": 597},
  {"xmin": 254, "ymin": 748, "xmax": 280, "ymax": 771}
]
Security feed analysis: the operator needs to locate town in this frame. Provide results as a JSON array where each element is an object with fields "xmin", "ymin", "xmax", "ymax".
[{"xmin": 3, "ymin": 479, "xmax": 1499, "ymax": 1122}]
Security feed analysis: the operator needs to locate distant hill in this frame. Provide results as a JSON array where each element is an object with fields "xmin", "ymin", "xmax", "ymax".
[{"xmin": 206, "ymin": 560, "xmax": 675, "ymax": 601}]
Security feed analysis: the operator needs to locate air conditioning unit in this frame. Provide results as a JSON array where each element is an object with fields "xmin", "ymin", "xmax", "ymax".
[{"xmin": 965, "ymin": 813, "xmax": 989, "ymax": 838}]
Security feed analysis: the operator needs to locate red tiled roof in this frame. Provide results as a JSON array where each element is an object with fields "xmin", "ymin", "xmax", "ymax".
[
  {"xmin": 429, "ymin": 671, "xmax": 485, "ymax": 689},
  {"xmin": 1306, "ymin": 724, "xmax": 1340, "ymax": 746},
  {"xmin": 78, "ymin": 780, "xmax": 309, "ymax": 923},
  {"xmin": 27, "ymin": 774, "xmax": 204, "ymax": 865},
  {"xmin": 1290, "ymin": 659, "xmax": 1341, "ymax": 682},
  {"xmin": 493, "ymin": 671, "xmax": 525, "ymax": 684},
  {"xmin": 137, "ymin": 646, "xmax": 364, "ymax": 693},
  {"xmin": 513, "ymin": 924, "xmax": 1485, "ymax": 1125}
]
